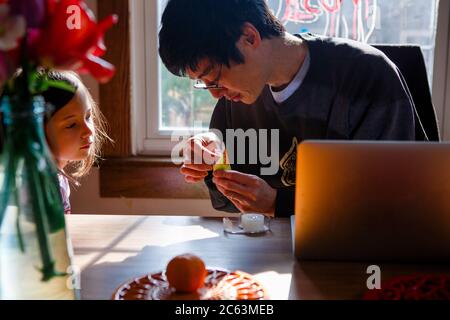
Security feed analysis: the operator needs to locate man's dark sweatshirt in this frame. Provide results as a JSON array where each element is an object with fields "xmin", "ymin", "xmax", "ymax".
[{"xmin": 205, "ymin": 34, "xmax": 416, "ymax": 217}]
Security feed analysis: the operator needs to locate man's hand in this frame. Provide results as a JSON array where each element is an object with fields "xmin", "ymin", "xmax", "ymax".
[
  {"xmin": 180, "ymin": 132, "xmax": 223, "ymax": 183},
  {"xmin": 212, "ymin": 170, "xmax": 276, "ymax": 216}
]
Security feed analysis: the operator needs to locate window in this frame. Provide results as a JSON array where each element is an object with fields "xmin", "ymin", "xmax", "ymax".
[
  {"xmin": 268, "ymin": 0, "xmax": 439, "ymax": 84},
  {"xmin": 132, "ymin": 0, "xmax": 445, "ymax": 155},
  {"xmin": 131, "ymin": 0, "xmax": 213, "ymax": 155}
]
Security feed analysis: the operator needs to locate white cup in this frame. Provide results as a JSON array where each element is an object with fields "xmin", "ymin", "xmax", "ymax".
[{"xmin": 240, "ymin": 213, "xmax": 265, "ymax": 233}]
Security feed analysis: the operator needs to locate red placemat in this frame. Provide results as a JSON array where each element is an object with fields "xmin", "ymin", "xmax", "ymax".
[
  {"xmin": 363, "ymin": 274, "xmax": 450, "ymax": 300},
  {"xmin": 112, "ymin": 268, "xmax": 267, "ymax": 300}
]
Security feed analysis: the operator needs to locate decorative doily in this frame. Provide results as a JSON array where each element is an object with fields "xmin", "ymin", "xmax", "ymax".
[
  {"xmin": 363, "ymin": 274, "xmax": 450, "ymax": 300},
  {"xmin": 112, "ymin": 268, "xmax": 267, "ymax": 300}
]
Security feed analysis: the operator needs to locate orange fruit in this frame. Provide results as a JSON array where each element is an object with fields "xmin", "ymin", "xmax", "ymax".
[{"xmin": 165, "ymin": 254, "xmax": 207, "ymax": 293}]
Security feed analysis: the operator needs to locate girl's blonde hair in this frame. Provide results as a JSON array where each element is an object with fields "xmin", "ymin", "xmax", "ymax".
[{"xmin": 44, "ymin": 71, "xmax": 112, "ymax": 180}]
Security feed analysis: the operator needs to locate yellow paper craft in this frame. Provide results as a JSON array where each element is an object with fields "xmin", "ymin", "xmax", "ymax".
[{"xmin": 213, "ymin": 149, "xmax": 231, "ymax": 171}]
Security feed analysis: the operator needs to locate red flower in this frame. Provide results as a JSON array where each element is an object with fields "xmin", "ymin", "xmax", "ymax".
[{"xmin": 34, "ymin": 0, "xmax": 117, "ymax": 83}]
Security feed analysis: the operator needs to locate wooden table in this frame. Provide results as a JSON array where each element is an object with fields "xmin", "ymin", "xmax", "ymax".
[{"xmin": 68, "ymin": 215, "xmax": 450, "ymax": 300}]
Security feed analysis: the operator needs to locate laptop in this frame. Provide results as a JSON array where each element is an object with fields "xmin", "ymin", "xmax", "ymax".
[{"xmin": 292, "ymin": 140, "xmax": 450, "ymax": 262}]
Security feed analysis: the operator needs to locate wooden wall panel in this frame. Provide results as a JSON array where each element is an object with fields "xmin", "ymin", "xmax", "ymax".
[
  {"xmin": 98, "ymin": 0, "xmax": 131, "ymax": 157},
  {"xmin": 100, "ymin": 159, "xmax": 210, "ymax": 199}
]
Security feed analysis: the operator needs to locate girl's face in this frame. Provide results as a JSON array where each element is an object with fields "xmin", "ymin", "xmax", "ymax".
[{"xmin": 45, "ymin": 89, "xmax": 94, "ymax": 169}]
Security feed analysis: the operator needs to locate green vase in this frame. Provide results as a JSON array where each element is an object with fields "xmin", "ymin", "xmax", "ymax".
[{"xmin": 0, "ymin": 95, "xmax": 79, "ymax": 299}]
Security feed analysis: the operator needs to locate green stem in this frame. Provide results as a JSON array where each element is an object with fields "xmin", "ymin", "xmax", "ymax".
[
  {"xmin": 13, "ymin": 186, "xmax": 25, "ymax": 253},
  {"xmin": 0, "ymin": 141, "xmax": 18, "ymax": 228},
  {"xmin": 1, "ymin": 93, "xmax": 67, "ymax": 283},
  {"xmin": 26, "ymin": 163, "xmax": 58, "ymax": 281},
  {"xmin": 0, "ymin": 161, "xmax": 11, "ymax": 228}
]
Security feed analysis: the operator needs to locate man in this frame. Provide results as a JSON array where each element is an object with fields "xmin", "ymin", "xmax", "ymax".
[{"xmin": 159, "ymin": 0, "xmax": 416, "ymax": 217}]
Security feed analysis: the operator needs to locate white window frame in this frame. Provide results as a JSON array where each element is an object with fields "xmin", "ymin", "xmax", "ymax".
[
  {"xmin": 131, "ymin": 0, "xmax": 450, "ymax": 156},
  {"xmin": 131, "ymin": 0, "xmax": 163, "ymax": 155},
  {"xmin": 432, "ymin": 0, "xmax": 450, "ymax": 140},
  {"xmin": 130, "ymin": 0, "xmax": 205, "ymax": 156}
]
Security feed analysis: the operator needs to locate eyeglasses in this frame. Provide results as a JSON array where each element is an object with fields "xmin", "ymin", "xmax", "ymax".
[{"xmin": 193, "ymin": 65, "xmax": 224, "ymax": 90}]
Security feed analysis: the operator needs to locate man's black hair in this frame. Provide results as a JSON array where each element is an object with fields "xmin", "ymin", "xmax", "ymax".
[{"xmin": 159, "ymin": 0, "xmax": 285, "ymax": 77}]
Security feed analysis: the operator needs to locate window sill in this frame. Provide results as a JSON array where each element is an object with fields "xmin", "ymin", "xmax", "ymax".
[{"xmin": 99, "ymin": 157, "xmax": 210, "ymax": 199}]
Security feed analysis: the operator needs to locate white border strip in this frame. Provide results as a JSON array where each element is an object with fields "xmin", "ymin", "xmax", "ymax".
[
  {"xmin": 129, "ymin": 0, "xmax": 146, "ymax": 155},
  {"xmin": 432, "ymin": 0, "xmax": 450, "ymax": 140}
]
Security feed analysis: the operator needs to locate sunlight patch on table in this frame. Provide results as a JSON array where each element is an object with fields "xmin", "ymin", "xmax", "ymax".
[
  {"xmin": 114, "ymin": 225, "xmax": 220, "ymax": 250},
  {"xmin": 253, "ymin": 271, "xmax": 292, "ymax": 300}
]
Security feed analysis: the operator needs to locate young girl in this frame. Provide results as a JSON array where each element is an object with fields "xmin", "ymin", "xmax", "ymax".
[{"xmin": 42, "ymin": 71, "xmax": 110, "ymax": 214}]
